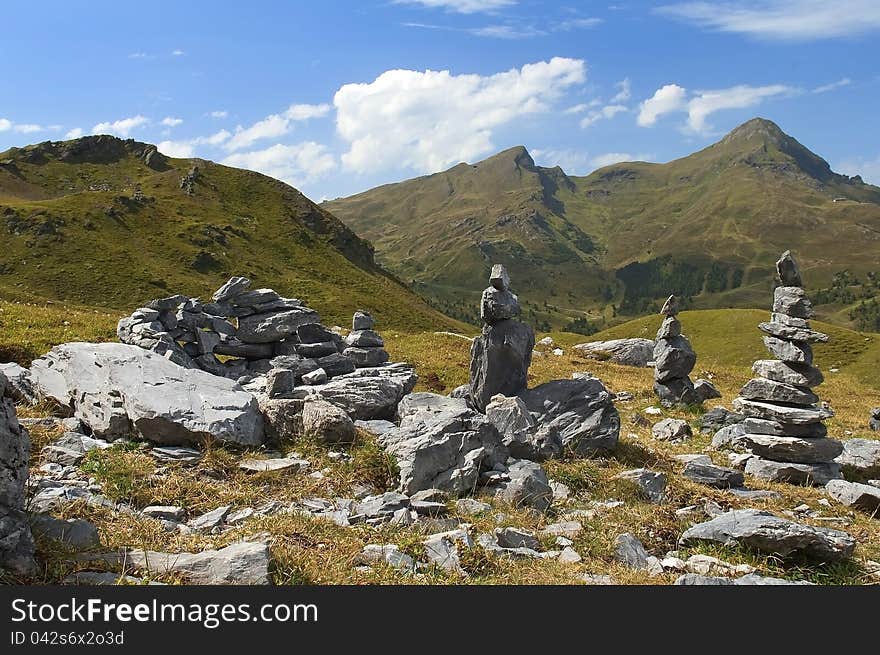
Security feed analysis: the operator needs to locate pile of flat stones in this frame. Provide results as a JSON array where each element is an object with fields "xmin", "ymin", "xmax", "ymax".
[
  {"xmin": 118, "ymin": 276, "xmax": 382, "ymax": 386},
  {"xmin": 652, "ymin": 295, "xmax": 700, "ymax": 407},
  {"xmin": 731, "ymin": 251, "xmax": 842, "ymax": 485}
]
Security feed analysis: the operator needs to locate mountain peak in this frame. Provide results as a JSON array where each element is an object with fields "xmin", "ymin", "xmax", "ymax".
[
  {"xmin": 721, "ymin": 117, "xmax": 786, "ymax": 145},
  {"xmin": 483, "ymin": 145, "xmax": 535, "ymax": 169}
]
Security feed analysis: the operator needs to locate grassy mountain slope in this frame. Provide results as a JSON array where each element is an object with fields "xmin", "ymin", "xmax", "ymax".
[
  {"xmin": 325, "ymin": 118, "xmax": 880, "ymax": 329},
  {"xmin": 0, "ymin": 136, "xmax": 465, "ymax": 332}
]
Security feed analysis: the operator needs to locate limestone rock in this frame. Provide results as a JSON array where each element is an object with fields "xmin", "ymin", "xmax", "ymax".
[
  {"xmin": 301, "ymin": 399, "xmax": 356, "ymax": 445},
  {"xmin": 732, "ymin": 397, "xmax": 833, "ymax": 425},
  {"xmin": 763, "ymin": 335, "xmax": 813, "ymax": 364},
  {"xmin": 776, "ymin": 250, "xmax": 803, "ymax": 287},
  {"xmin": 682, "ymin": 461, "xmax": 744, "ymax": 488},
  {"xmin": 653, "ymin": 336, "xmax": 696, "ymax": 382},
  {"xmin": 825, "ymin": 479, "xmax": 880, "ymax": 513},
  {"xmin": 759, "ymin": 322, "xmax": 828, "ymax": 343},
  {"xmin": 732, "ymin": 433, "xmax": 843, "ymax": 464},
  {"xmin": 679, "ymin": 509, "xmax": 855, "ymax": 561},
  {"xmin": 122, "ymin": 542, "xmax": 270, "ymax": 584},
  {"xmin": 519, "ymin": 377, "xmax": 620, "ymax": 456},
  {"xmin": 739, "ymin": 378, "xmax": 819, "ymax": 406},
  {"xmin": 744, "ymin": 457, "xmax": 841, "ymax": 485},
  {"xmin": 693, "ymin": 379, "xmax": 721, "ymax": 402},
  {"xmin": 615, "ymin": 468, "xmax": 667, "ymax": 503},
  {"xmin": 752, "ymin": 360, "xmax": 823, "ymax": 388},
  {"xmin": 468, "ymin": 319, "xmax": 534, "ymax": 412},
  {"xmin": 237, "ymin": 308, "xmax": 321, "ymax": 344},
  {"xmin": 0, "ymin": 373, "xmax": 35, "ymax": 575},
  {"xmin": 572, "ymin": 338, "xmax": 654, "ymax": 367},
  {"xmin": 834, "ymin": 439, "xmax": 880, "ymax": 477},
  {"xmin": 773, "ymin": 286, "xmax": 814, "ymax": 319},
  {"xmin": 488, "ymin": 459, "xmax": 553, "ymax": 512},
  {"xmin": 651, "ymin": 418, "xmax": 692, "ymax": 442},
  {"xmin": 30, "ymin": 343, "xmax": 264, "ymax": 446}
]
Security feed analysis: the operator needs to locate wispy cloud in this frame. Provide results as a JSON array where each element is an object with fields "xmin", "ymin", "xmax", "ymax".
[
  {"xmin": 658, "ymin": 1, "xmax": 880, "ymax": 41},
  {"xmin": 469, "ymin": 24, "xmax": 546, "ymax": 38},
  {"xmin": 837, "ymin": 154, "xmax": 880, "ymax": 185},
  {"xmin": 160, "ymin": 117, "xmax": 184, "ymax": 127},
  {"xmin": 171, "ymin": 49, "xmax": 185, "ymax": 56},
  {"xmin": 394, "ymin": 0, "xmax": 516, "ymax": 14},
  {"xmin": 209, "ymin": 110, "xmax": 228, "ymax": 119},
  {"xmin": 612, "ymin": 78, "xmax": 631, "ymax": 102},
  {"xmin": 580, "ymin": 104, "xmax": 628, "ymax": 128},
  {"xmin": 128, "ymin": 52, "xmax": 149, "ymax": 59},
  {"xmin": 531, "ymin": 147, "xmax": 592, "ymax": 175},
  {"xmin": 637, "ymin": 82, "xmax": 794, "ymax": 133},
  {"xmin": 812, "ymin": 77, "xmax": 851, "ymax": 94},
  {"xmin": 555, "ymin": 17, "xmax": 603, "ymax": 30},
  {"xmin": 590, "ymin": 151, "xmax": 654, "ymax": 168}
]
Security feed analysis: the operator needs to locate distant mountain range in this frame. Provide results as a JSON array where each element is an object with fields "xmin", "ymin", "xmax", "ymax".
[
  {"xmin": 324, "ymin": 118, "xmax": 880, "ymax": 331},
  {"xmin": 0, "ymin": 135, "xmax": 461, "ymax": 331}
]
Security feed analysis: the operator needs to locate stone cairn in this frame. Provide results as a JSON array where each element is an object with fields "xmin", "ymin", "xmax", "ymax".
[
  {"xmin": 652, "ymin": 295, "xmax": 699, "ymax": 407},
  {"xmin": 0, "ymin": 371, "xmax": 35, "ymax": 576},
  {"xmin": 118, "ymin": 276, "xmax": 388, "ymax": 386},
  {"xmin": 732, "ymin": 251, "xmax": 842, "ymax": 485},
  {"xmin": 468, "ymin": 264, "xmax": 535, "ymax": 412}
]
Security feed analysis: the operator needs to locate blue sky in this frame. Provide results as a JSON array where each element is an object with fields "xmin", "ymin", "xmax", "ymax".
[{"xmin": 2, "ymin": 0, "xmax": 879, "ymax": 200}]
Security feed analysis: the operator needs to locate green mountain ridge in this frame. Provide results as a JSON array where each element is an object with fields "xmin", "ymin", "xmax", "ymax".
[
  {"xmin": 325, "ymin": 118, "xmax": 880, "ymax": 330},
  {"xmin": 0, "ymin": 135, "xmax": 464, "ymax": 332}
]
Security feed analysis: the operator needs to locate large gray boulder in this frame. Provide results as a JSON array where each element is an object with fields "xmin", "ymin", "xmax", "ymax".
[
  {"xmin": 486, "ymin": 459, "xmax": 553, "ymax": 512},
  {"xmin": 732, "ymin": 398, "xmax": 833, "ymax": 425},
  {"xmin": 484, "ymin": 394, "xmax": 561, "ymax": 461},
  {"xmin": 679, "ymin": 509, "xmax": 855, "ymax": 561},
  {"xmin": 378, "ymin": 393, "xmax": 508, "ymax": 497},
  {"xmin": 518, "ymin": 376, "xmax": 620, "ymax": 456},
  {"xmin": 287, "ymin": 363, "xmax": 417, "ymax": 420},
  {"xmin": 572, "ymin": 338, "xmax": 654, "ymax": 367},
  {"xmin": 468, "ymin": 319, "xmax": 534, "ymax": 412},
  {"xmin": 301, "ymin": 399, "xmax": 356, "ymax": 445},
  {"xmin": 834, "ymin": 438, "xmax": 880, "ymax": 477},
  {"xmin": 30, "ymin": 343, "xmax": 264, "ymax": 446},
  {"xmin": 0, "ymin": 372, "xmax": 36, "ymax": 576}
]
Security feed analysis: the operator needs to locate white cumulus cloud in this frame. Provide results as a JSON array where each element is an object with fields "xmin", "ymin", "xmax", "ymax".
[
  {"xmin": 221, "ymin": 142, "xmax": 337, "ymax": 188},
  {"xmin": 65, "ymin": 127, "xmax": 84, "ymax": 139},
  {"xmin": 394, "ymin": 0, "xmax": 516, "ymax": 13},
  {"xmin": 657, "ymin": 0, "xmax": 880, "ymax": 41},
  {"xmin": 0, "ymin": 118, "xmax": 11, "ymax": 131},
  {"xmin": 92, "ymin": 115, "xmax": 149, "ymax": 137},
  {"xmin": 160, "ymin": 117, "xmax": 184, "ymax": 127},
  {"xmin": 334, "ymin": 57, "xmax": 586, "ymax": 174},
  {"xmin": 531, "ymin": 148, "xmax": 592, "ymax": 175},
  {"xmin": 637, "ymin": 84, "xmax": 688, "ymax": 127},
  {"xmin": 637, "ymin": 83, "xmax": 793, "ymax": 132},
  {"xmin": 13, "ymin": 124, "xmax": 43, "ymax": 134},
  {"xmin": 156, "ymin": 130, "xmax": 231, "ymax": 158},
  {"xmin": 224, "ymin": 114, "xmax": 290, "ymax": 151}
]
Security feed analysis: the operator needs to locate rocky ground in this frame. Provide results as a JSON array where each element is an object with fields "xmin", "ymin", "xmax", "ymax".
[{"xmin": 0, "ymin": 330, "xmax": 874, "ymax": 585}]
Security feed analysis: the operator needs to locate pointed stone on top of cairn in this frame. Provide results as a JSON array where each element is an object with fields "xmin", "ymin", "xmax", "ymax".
[
  {"xmin": 469, "ymin": 264, "xmax": 534, "ymax": 412},
  {"xmin": 732, "ymin": 251, "xmax": 842, "ymax": 486}
]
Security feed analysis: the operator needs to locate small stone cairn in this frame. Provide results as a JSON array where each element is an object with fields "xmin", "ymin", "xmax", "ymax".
[
  {"xmin": 732, "ymin": 251, "xmax": 842, "ymax": 485},
  {"xmin": 118, "ymin": 277, "xmax": 388, "ymax": 385},
  {"xmin": 343, "ymin": 311, "xmax": 389, "ymax": 368},
  {"xmin": 652, "ymin": 295, "xmax": 698, "ymax": 407},
  {"xmin": 468, "ymin": 265, "xmax": 535, "ymax": 412}
]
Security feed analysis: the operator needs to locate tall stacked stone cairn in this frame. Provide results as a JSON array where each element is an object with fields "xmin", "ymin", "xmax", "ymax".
[
  {"xmin": 653, "ymin": 295, "xmax": 699, "ymax": 407},
  {"xmin": 732, "ymin": 251, "xmax": 842, "ymax": 485},
  {"xmin": 117, "ymin": 276, "xmax": 384, "ymax": 385},
  {"xmin": 0, "ymin": 371, "xmax": 36, "ymax": 576},
  {"xmin": 468, "ymin": 264, "xmax": 535, "ymax": 412}
]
